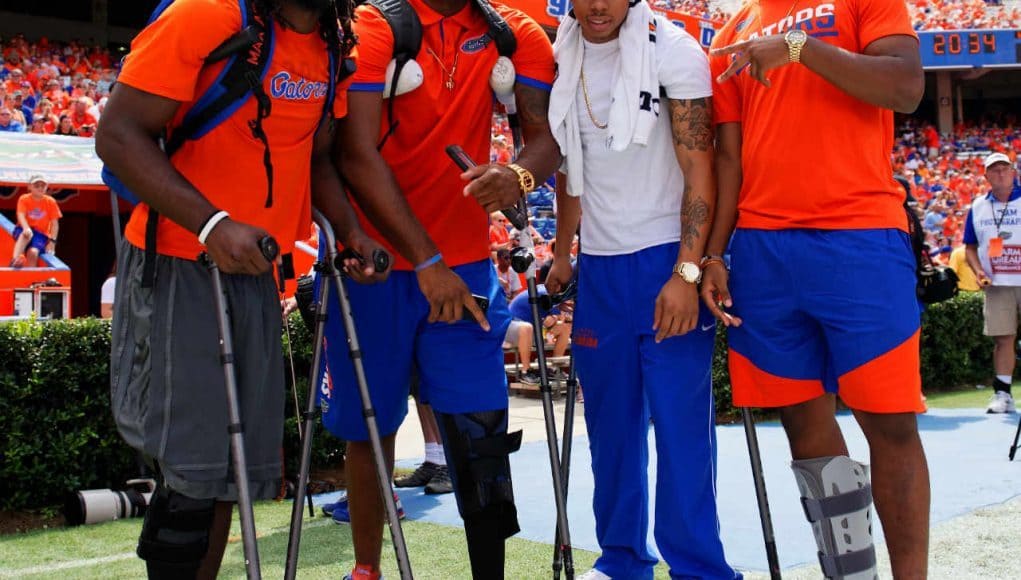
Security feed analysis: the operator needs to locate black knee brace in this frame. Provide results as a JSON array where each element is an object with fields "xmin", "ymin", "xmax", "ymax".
[
  {"xmin": 439, "ymin": 410, "xmax": 522, "ymax": 538},
  {"xmin": 136, "ymin": 483, "xmax": 217, "ymax": 580}
]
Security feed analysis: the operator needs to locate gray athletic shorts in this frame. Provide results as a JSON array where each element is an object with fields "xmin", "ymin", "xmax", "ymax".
[{"xmin": 110, "ymin": 241, "xmax": 284, "ymax": 501}]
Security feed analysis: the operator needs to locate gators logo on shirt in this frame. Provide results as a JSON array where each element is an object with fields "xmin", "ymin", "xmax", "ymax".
[
  {"xmin": 461, "ymin": 34, "xmax": 492, "ymax": 53},
  {"xmin": 270, "ymin": 72, "xmax": 329, "ymax": 101}
]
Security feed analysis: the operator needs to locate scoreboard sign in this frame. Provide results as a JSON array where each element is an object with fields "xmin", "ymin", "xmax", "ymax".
[{"xmin": 919, "ymin": 29, "xmax": 1021, "ymax": 68}]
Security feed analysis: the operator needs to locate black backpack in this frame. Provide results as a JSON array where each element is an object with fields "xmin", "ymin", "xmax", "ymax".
[
  {"xmin": 897, "ymin": 176, "xmax": 959, "ymax": 304},
  {"xmin": 367, "ymin": 0, "xmax": 517, "ymax": 148}
]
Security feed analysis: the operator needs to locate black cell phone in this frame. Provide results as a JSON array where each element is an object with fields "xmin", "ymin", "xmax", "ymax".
[
  {"xmin": 445, "ymin": 144, "xmax": 477, "ymax": 171},
  {"xmin": 462, "ymin": 294, "xmax": 490, "ymax": 321}
]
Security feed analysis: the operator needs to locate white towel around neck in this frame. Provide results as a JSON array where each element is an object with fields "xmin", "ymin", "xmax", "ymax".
[{"xmin": 548, "ymin": 0, "xmax": 660, "ymax": 197}]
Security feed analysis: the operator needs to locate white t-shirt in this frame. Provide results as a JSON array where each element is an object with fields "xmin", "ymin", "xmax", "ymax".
[
  {"xmin": 100, "ymin": 276, "xmax": 116, "ymax": 306},
  {"xmin": 571, "ymin": 19, "xmax": 712, "ymax": 256}
]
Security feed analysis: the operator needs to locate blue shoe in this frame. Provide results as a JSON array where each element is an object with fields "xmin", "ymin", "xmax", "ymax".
[
  {"xmin": 332, "ymin": 492, "xmax": 405, "ymax": 524},
  {"xmin": 320, "ymin": 493, "xmax": 348, "ymax": 517}
]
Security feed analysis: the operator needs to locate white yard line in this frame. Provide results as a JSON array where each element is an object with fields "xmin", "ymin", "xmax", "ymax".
[{"xmin": 0, "ymin": 518, "xmax": 335, "ymax": 577}]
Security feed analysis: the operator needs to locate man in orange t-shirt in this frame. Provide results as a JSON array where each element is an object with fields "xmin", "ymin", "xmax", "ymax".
[
  {"xmin": 702, "ymin": 0, "xmax": 930, "ymax": 575},
  {"xmin": 94, "ymin": 0, "xmax": 385, "ymax": 577},
  {"xmin": 319, "ymin": 0, "xmax": 561, "ymax": 577},
  {"xmin": 10, "ymin": 174, "xmax": 61, "ymax": 267}
]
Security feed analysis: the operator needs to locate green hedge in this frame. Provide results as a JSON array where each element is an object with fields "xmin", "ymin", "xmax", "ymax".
[
  {"xmin": 0, "ymin": 313, "xmax": 344, "ymax": 512},
  {"xmin": 919, "ymin": 292, "xmax": 995, "ymax": 390},
  {"xmin": 0, "ymin": 292, "xmax": 996, "ymax": 511}
]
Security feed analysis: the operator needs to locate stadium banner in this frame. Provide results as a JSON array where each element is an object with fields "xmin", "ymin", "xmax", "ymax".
[
  {"xmin": 508, "ymin": 0, "xmax": 722, "ymax": 48},
  {"xmin": 0, "ymin": 133, "xmax": 105, "ymax": 190},
  {"xmin": 918, "ymin": 29, "xmax": 1021, "ymax": 69}
]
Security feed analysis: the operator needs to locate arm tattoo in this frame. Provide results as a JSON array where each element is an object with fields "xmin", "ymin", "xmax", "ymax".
[
  {"xmin": 669, "ymin": 97, "xmax": 713, "ymax": 151},
  {"xmin": 680, "ymin": 181, "xmax": 710, "ymax": 251},
  {"xmin": 516, "ymin": 84, "xmax": 552, "ymax": 127}
]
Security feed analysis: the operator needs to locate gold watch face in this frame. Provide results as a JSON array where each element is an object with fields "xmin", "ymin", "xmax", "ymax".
[{"xmin": 786, "ymin": 29, "xmax": 808, "ymax": 45}]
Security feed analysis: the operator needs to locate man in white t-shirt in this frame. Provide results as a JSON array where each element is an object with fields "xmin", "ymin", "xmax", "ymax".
[
  {"xmin": 964, "ymin": 152, "xmax": 1021, "ymax": 413},
  {"xmin": 545, "ymin": 0, "xmax": 737, "ymax": 577}
]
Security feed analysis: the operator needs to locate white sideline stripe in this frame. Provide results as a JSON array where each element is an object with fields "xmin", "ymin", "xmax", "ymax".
[
  {"xmin": 0, "ymin": 518, "xmax": 335, "ymax": 577},
  {"xmin": 0, "ymin": 553, "xmax": 136, "ymax": 577}
]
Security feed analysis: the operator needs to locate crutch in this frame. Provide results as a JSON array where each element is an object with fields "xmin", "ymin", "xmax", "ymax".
[
  {"xmin": 447, "ymin": 142, "xmax": 575, "ymax": 579},
  {"xmin": 552, "ymin": 353, "xmax": 578, "ymax": 579},
  {"xmin": 199, "ymin": 235, "xmax": 280, "ymax": 580},
  {"xmin": 1008, "ymin": 413, "xmax": 1021, "ymax": 460},
  {"xmin": 742, "ymin": 407, "xmax": 782, "ymax": 579},
  {"xmin": 284, "ymin": 210, "xmax": 411, "ymax": 580},
  {"xmin": 518, "ymin": 208, "xmax": 575, "ymax": 580}
]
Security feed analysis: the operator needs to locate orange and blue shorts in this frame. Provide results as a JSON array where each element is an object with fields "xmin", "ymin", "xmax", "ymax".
[{"xmin": 727, "ymin": 228, "xmax": 924, "ymax": 414}]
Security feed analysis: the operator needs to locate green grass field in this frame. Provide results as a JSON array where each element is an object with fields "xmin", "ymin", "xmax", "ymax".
[
  {"xmin": 0, "ymin": 499, "xmax": 611, "ymax": 579},
  {"xmin": 0, "ymin": 387, "xmax": 1000, "ymax": 579}
]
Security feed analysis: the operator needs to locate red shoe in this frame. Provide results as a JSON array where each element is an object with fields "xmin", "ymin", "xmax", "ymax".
[{"xmin": 10, "ymin": 255, "xmax": 26, "ymax": 268}]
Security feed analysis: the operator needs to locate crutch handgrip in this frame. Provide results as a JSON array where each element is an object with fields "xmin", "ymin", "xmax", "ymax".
[
  {"xmin": 337, "ymin": 247, "xmax": 391, "ymax": 274},
  {"xmin": 258, "ymin": 236, "xmax": 279, "ymax": 263}
]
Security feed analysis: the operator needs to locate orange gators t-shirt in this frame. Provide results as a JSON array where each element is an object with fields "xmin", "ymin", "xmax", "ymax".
[
  {"xmin": 118, "ymin": 0, "xmax": 352, "ymax": 260},
  {"xmin": 17, "ymin": 193, "xmax": 62, "ymax": 235},
  {"xmin": 710, "ymin": 0, "xmax": 916, "ymax": 231},
  {"xmin": 349, "ymin": 0, "xmax": 554, "ymax": 270}
]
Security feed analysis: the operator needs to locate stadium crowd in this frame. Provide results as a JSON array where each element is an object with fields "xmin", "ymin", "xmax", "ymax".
[
  {"xmin": 0, "ymin": 34, "xmax": 116, "ymax": 136},
  {"xmin": 648, "ymin": 0, "xmax": 731, "ymax": 22},
  {"xmin": 907, "ymin": 0, "xmax": 1021, "ymax": 31},
  {"xmin": 893, "ymin": 117, "xmax": 1021, "ymax": 262}
]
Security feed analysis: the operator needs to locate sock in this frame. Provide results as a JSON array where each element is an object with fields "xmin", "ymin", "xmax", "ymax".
[
  {"xmin": 995, "ymin": 375, "xmax": 1013, "ymax": 394},
  {"xmin": 425, "ymin": 442, "xmax": 446, "ymax": 466}
]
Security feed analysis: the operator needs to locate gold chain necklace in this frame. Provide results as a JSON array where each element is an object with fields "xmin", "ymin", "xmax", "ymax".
[
  {"xmin": 426, "ymin": 47, "xmax": 459, "ymax": 91},
  {"xmin": 580, "ymin": 68, "xmax": 608, "ymax": 130},
  {"xmin": 749, "ymin": 0, "xmax": 801, "ymax": 40}
]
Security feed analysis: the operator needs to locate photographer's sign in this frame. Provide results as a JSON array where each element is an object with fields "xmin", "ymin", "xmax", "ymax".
[
  {"xmin": 993, "ymin": 246, "xmax": 1021, "ymax": 274},
  {"xmin": 0, "ymin": 133, "xmax": 105, "ymax": 190}
]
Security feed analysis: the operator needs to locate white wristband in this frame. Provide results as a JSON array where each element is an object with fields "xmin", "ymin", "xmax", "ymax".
[{"xmin": 198, "ymin": 211, "xmax": 230, "ymax": 245}]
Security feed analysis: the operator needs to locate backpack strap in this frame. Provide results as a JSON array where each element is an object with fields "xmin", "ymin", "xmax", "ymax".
[
  {"xmin": 163, "ymin": 0, "xmax": 275, "ymax": 209},
  {"xmin": 473, "ymin": 0, "xmax": 516, "ymax": 58},
  {"xmin": 140, "ymin": 0, "xmax": 273, "ymax": 287},
  {"xmin": 368, "ymin": 0, "xmax": 422, "ymax": 150}
]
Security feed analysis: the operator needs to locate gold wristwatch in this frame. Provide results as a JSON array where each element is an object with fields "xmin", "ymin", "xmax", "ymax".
[
  {"xmin": 506, "ymin": 163, "xmax": 536, "ymax": 196},
  {"xmin": 673, "ymin": 261, "xmax": 702, "ymax": 284},
  {"xmin": 784, "ymin": 29, "xmax": 808, "ymax": 64}
]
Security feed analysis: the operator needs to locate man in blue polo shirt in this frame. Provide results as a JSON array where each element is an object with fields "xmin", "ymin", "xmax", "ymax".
[{"xmin": 965, "ymin": 152, "xmax": 1021, "ymax": 414}]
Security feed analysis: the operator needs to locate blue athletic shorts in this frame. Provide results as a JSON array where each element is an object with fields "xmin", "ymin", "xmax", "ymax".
[
  {"xmin": 12, "ymin": 226, "xmax": 49, "ymax": 253},
  {"xmin": 727, "ymin": 228, "xmax": 923, "ymax": 413},
  {"xmin": 318, "ymin": 259, "xmax": 513, "ymax": 441}
]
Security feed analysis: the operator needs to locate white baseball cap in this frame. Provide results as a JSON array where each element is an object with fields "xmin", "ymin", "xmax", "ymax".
[
  {"xmin": 28, "ymin": 174, "xmax": 48, "ymax": 186},
  {"xmin": 984, "ymin": 152, "xmax": 1012, "ymax": 170}
]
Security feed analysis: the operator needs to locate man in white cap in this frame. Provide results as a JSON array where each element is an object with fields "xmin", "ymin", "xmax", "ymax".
[
  {"xmin": 10, "ymin": 174, "xmax": 61, "ymax": 268},
  {"xmin": 965, "ymin": 152, "xmax": 1021, "ymax": 413}
]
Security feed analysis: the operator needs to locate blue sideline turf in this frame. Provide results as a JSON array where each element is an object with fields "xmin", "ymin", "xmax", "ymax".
[{"xmin": 313, "ymin": 408, "xmax": 1021, "ymax": 573}]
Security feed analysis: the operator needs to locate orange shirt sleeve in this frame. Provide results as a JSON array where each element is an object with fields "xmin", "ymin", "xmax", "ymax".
[
  {"xmin": 116, "ymin": 0, "xmax": 242, "ymax": 102},
  {"xmin": 47, "ymin": 196, "xmax": 63, "ymax": 221},
  {"xmin": 332, "ymin": 45, "xmax": 357, "ymax": 118},
  {"xmin": 854, "ymin": 0, "xmax": 918, "ymax": 50},
  {"xmin": 16, "ymin": 194, "xmax": 27, "ymax": 215},
  {"xmin": 508, "ymin": 13, "xmax": 555, "ymax": 89},
  {"xmin": 709, "ymin": 27, "xmax": 741, "ymax": 125},
  {"xmin": 349, "ymin": 7, "xmax": 394, "ymax": 91}
]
